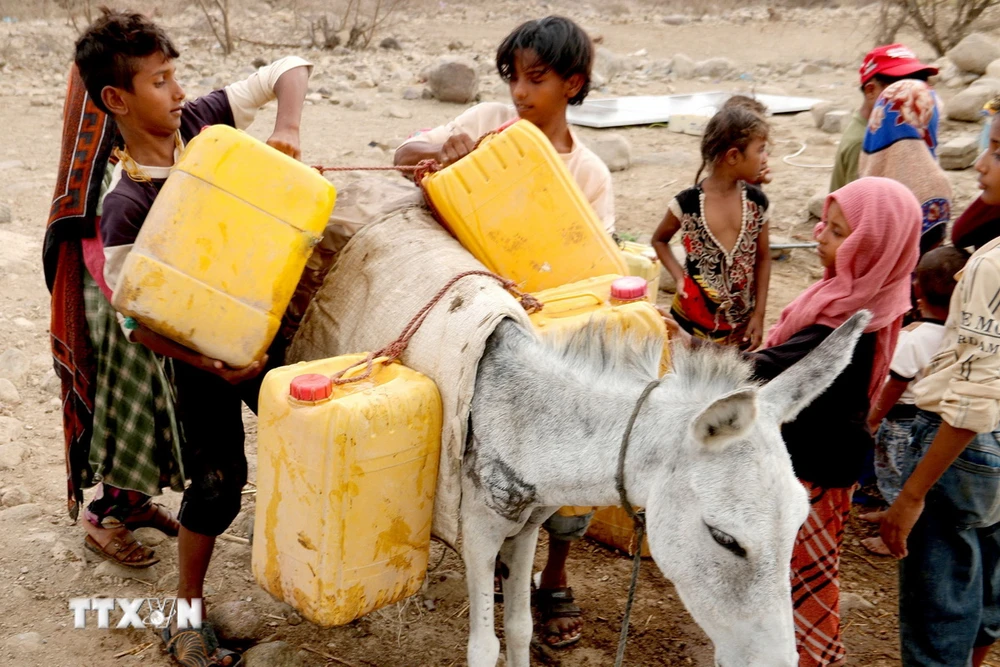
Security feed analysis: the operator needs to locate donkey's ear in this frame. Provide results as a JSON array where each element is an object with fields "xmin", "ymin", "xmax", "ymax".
[
  {"xmin": 759, "ymin": 311, "xmax": 871, "ymax": 424},
  {"xmin": 690, "ymin": 387, "xmax": 758, "ymax": 450}
]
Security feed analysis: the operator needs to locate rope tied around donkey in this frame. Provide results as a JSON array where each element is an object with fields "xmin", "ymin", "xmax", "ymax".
[{"xmin": 328, "ymin": 270, "xmax": 543, "ymax": 387}]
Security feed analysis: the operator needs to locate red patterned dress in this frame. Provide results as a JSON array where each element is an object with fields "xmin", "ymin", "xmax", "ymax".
[{"xmin": 669, "ymin": 183, "xmax": 769, "ymax": 345}]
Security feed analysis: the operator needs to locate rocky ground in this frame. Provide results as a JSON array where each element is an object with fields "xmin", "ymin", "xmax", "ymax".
[{"xmin": 0, "ymin": 0, "xmax": 997, "ymax": 665}]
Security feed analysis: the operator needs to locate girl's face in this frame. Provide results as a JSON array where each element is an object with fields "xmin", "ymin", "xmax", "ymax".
[
  {"xmin": 816, "ymin": 200, "xmax": 852, "ymax": 269},
  {"xmin": 976, "ymin": 119, "xmax": 1000, "ymax": 206},
  {"xmin": 730, "ymin": 135, "xmax": 769, "ymax": 183}
]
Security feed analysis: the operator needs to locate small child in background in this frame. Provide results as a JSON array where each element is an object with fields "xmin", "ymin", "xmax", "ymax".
[
  {"xmin": 861, "ymin": 245, "xmax": 967, "ymax": 556},
  {"xmin": 652, "ymin": 106, "xmax": 772, "ymax": 348},
  {"xmin": 721, "ymin": 95, "xmax": 772, "ymax": 185}
]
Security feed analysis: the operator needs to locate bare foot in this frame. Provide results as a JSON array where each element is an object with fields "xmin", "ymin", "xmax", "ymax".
[
  {"xmin": 858, "ymin": 510, "xmax": 885, "ymax": 524},
  {"xmin": 861, "ymin": 536, "xmax": 892, "ymax": 557}
]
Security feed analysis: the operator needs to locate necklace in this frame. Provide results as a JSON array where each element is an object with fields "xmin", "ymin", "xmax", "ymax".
[{"xmin": 113, "ymin": 131, "xmax": 184, "ymax": 184}]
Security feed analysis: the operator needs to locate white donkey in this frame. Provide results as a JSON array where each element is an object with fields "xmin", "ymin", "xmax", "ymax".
[{"xmin": 461, "ymin": 311, "xmax": 871, "ymax": 667}]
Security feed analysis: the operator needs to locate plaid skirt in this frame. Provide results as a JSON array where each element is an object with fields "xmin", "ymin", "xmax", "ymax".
[
  {"xmin": 791, "ymin": 481, "xmax": 854, "ymax": 667},
  {"xmin": 82, "ymin": 272, "xmax": 184, "ymax": 496}
]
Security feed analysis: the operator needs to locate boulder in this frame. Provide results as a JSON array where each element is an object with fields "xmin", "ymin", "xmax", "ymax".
[
  {"xmin": 946, "ymin": 82, "xmax": 1000, "ymax": 122},
  {"xmin": 208, "ymin": 600, "xmax": 264, "ymax": 643},
  {"xmin": 939, "ymin": 135, "xmax": 981, "ymax": 170},
  {"xmin": 810, "ymin": 101, "xmax": 836, "ymax": 129},
  {"xmin": 242, "ymin": 641, "xmax": 306, "ymax": 667},
  {"xmin": 594, "ymin": 46, "xmax": 628, "ymax": 82},
  {"xmin": 671, "ymin": 53, "xmax": 696, "ymax": 79},
  {"xmin": 808, "ymin": 191, "xmax": 827, "ymax": 219},
  {"xmin": 693, "ymin": 57, "xmax": 737, "ymax": 79},
  {"xmin": 426, "ymin": 57, "xmax": 479, "ymax": 104},
  {"xmin": 0, "ymin": 442, "xmax": 26, "ymax": 470},
  {"xmin": 821, "ymin": 110, "xmax": 851, "ymax": 134},
  {"xmin": 584, "ymin": 134, "xmax": 632, "ymax": 172},
  {"xmin": 0, "ymin": 348, "xmax": 29, "ymax": 384},
  {"xmin": 0, "ymin": 485, "xmax": 31, "ymax": 507},
  {"xmin": 947, "ymin": 33, "xmax": 1000, "ymax": 75},
  {"xmin": 0, "ymin": 378, "xmax": 20, "ymax": 405}
]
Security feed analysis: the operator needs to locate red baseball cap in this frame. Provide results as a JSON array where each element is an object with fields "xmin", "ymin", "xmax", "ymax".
[{"xmin": 859, "ymin": 44, "xmax": 938, "ymax": 85}]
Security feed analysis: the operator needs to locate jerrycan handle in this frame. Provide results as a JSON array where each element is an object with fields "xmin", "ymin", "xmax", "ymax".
[{"xmin": 540, "ymin": 290, "xmax": 606, "ymax": 314}]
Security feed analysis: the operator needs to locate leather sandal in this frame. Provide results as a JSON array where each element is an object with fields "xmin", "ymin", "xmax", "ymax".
[
  {"xmin": 535, "ymin": 587, "xmax": 583, "ymax": 649},
  {"xmin": 84, "ymin": 526, "xmax": 159, "ymax": 568},
  {"xmin": 162, "ymin": 622, "xmax": 241, "ymax": 667}
]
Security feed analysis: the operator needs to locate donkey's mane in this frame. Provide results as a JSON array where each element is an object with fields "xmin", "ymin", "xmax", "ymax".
[
  {"xmin": 668, "ymin": 342, "xmax": 757, "ymax": 399},
  {"xmin": 540, "ymin": 319, "xmax": 662, "ymax": 382}
]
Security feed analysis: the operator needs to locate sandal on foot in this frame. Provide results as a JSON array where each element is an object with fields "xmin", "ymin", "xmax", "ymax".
[
  {"xmin": 535, "ymin": 587, "xmax": 583, "ymax": 649},
  {"xmin": 125, "ymin": 502, "xmax": 180, "ymax": 537},
  {"xmin": 162, "ymin": 622, "xmax": 241, "ymax": 667},
  {"xmin": 84, "ymin": 527, "xmax": 159, "ymax": 569}
]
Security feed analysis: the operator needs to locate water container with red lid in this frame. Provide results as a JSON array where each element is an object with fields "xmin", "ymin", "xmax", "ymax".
[
  {"xmin": 610, "ymin": 276, "xmax": 648, "ymax": 304},
  {"xmin": 289, "ymin": 374, "xmax": 333, "ymax": 402}
]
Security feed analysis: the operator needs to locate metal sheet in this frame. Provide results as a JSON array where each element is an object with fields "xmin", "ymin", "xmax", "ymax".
[{"xmin": 567, "ymin": 92, "xmax": 824, "ymax": 129}]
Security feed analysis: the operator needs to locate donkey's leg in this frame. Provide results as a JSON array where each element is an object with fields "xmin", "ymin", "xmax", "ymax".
[
  {"xmin": 462, "ymin": 498, "xmax": 515, "ymax": 667},
  {"xmin": 500, "ymin": 508, "xmax": 551, "ymax": 667}
]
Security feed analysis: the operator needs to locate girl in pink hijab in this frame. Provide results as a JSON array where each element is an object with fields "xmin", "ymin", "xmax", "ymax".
[
  {"xmin": 761, "ymin": 176, "xmax": 920, "ymax": 666},
  {"xmin": 666, "ymin": 176, "xmax": 920, "ymax": 666}
]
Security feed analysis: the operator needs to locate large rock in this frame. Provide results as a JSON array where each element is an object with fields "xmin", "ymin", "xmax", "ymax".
[
  {"xmin": 821, "ymin": 110, "xmax": 851, "ymax": 134},
  {"xmin": 594, "ymin": 46, "xmax": 628, "ymax": 82},
  {"xmin": 947, "ymin": 33, "xmax": 1000, "ymax": 75},
  {"xmin": 208, "ymin": 600, "xmax": 263, "ymax": 643},
  {"xmin": 426, "ymin": 57, "xmax": 479, "ymax": 104},
  {"xmin": 0, "ymin": 442, "xmax": 26, "ymax": 470},
  {"xmin": 947, "ymin": 81, "xmax": 1000, "ymax": 121},
  {"xmin": 584, "ymin": 134, "xmax": 632, "ymax": 172},
  {"xmin": 693, "ymin": 57, "xmax": 737, "ymax": 79},
  {"xmin": 242, "ymin": 641, "xmax": 306, "ymax": 667},
  {"xmin": 0, "ymin": 348, "xmax": 29, "ymax": 384},
  {"xmin": 0, "ymin": 485, "xmax": 31, "ymax": 507},
  {"xmin": 808, "ymin": 191, "xmax": 827, "ymax": 219},
  {"xmin": 671, "ymin": 53, "xmax": 695, "ymax": 79},
  {"xmin": 987, "ymin": 58, "xmax": 1000, "ymax": 81},
  {"xmin": 0, "ymin": 416, "xmax": 22, "ymax": 443},
  {"xmin": 0, "ymin": 503, "xmax": 42, "ymax": 523},
  {"xmin": 810, "ymin": 101, "xmax": 835, "ymax": 129},
  {"xmin": 0, "ymin": 378, "xmax": 20, "ymax": 405},
  {"xmin": 939, "ymin": 135, "xmax": 981, "ymax": 170}
]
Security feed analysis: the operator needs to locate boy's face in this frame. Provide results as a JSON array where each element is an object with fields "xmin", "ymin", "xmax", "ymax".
[
  {"xmin": 103, "ymin": 52, "xmax": 185, "ymax": 137},
  {"xmin": 507, "ymin": 48, "xmax": 583, "ymax": 128},
  {"xmin": 976, "ymin": 120, "xmax": 1000, "ymax": 206}
]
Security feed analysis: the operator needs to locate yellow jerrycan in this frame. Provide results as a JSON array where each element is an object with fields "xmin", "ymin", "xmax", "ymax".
[
  {"xmin": 618, "ymin": 241, "xmax": 661, "ymax": 301},
  {"xmin": 529, "ymin": 275, "xmax": 669, "ymax": 374},
  {"xmin": 252, "ymin": 355, "xmax": 443, "ymax": 626},
  {"xmin": 587, "ymin": 506, "xmax": 652, "ymax": 557},
  {"xmin": 112, "ymin": 125, "xmax": 337, "ymax": 369},
  {"xmin": 421, "ymin": 119, "xmax": 627, "ymax": 293}
]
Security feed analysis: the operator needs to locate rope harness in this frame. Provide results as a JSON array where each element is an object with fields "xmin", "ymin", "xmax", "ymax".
[{"xmin": 614, "ymin": 378, "xmax": 661, "ymax": 667}]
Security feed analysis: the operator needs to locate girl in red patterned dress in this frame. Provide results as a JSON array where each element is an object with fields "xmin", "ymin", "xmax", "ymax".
[{"xmin": 653, "ymin": 105, "xmax": 772, "ymax": 348}]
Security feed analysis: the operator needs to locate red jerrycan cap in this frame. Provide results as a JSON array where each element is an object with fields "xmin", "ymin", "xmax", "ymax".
[
  {"xmin": 289, "ymin": 374, "xmax": 333, "ymax": 402},
  {"xmin": 611, "ymin": 276, "xmax": 648, "ymax": 301}
]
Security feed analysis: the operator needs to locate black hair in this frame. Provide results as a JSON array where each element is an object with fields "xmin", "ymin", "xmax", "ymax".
[
  {"xmin": 721, "ymin": 94, "xmax": 768, "ymax": 117},
  {"xmin": 74, "ymin": 7, "xmax": 180, "ymax": 114},
  {"xmin": 496, "ymin": 16, "xmax": 593, "ymax": 106},
  {"xmin": 862, "ymin": 69, "xmax": 932, "ymax": 92},
  {"xmin": 694, "ymin": 106, "xmax": 770, "ymax": 185},
  {"xmin": 916, "ymin": 245, "xmax": 969, "ymax": 308}
]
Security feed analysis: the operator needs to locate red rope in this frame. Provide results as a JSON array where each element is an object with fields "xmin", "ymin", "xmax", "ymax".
[{"xmin": 330, "ymin": 270, "xmax": 542, "ymax": 386}]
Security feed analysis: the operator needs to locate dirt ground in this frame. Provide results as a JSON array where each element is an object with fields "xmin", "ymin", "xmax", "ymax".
[{"xmin": 0, "ymin": 0, "xmax": 994, "ymax": 665}]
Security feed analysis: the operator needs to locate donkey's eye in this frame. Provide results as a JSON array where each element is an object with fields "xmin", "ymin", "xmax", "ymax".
[{"xmin": 707, "ymin": 524, "xmax": 746, "ymax": 558}]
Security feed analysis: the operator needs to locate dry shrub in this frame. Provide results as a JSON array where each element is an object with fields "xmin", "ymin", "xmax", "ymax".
[{"xmin": 876, "ymin": 0, "xmax": 1000, "ymax": 55}]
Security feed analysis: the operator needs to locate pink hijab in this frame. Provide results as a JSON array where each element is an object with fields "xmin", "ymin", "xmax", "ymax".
[{"xmin": 766, "ymin": 177, "xmax": 920, "ymax": 401}]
